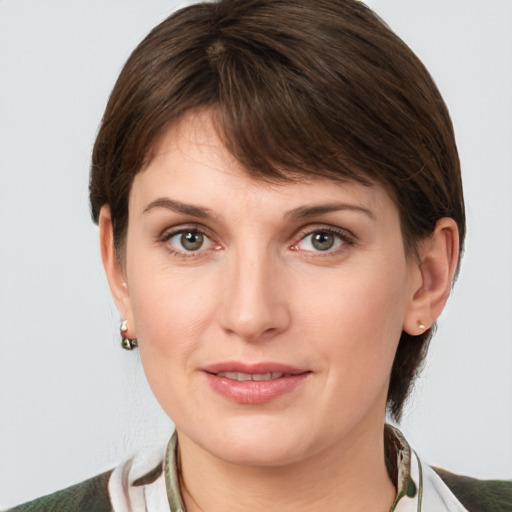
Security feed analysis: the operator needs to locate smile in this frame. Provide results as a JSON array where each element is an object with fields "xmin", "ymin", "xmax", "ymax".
[
  {"xmin": 202, "ymin": 363, "xmax": 311, "ymax": 404},
  {"xmin": 215, "ymin": 371, "xmax": 287, "ymax": 381}
]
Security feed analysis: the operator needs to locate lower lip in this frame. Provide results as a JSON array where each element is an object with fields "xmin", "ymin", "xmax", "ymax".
[{"xmin": 204, "ymin": 373, "xmax": 310, "ymax": 404}]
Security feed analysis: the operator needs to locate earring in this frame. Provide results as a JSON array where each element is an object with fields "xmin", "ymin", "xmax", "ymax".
[
  {"xmin": 417, "ymin": 321, "xmax": 426, "ymax": 331},
  {"xmin": 120, "ymin": 320, "xmax": 138, "ymax": 350}
]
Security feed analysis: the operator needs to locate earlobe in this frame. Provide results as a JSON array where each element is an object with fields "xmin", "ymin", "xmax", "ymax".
[
  {"xmin": 98, "ymin": 206, "xmax": 135, "ymax": 335},
  {"xmin": 403, "ymin": 218, "xmax": 460, "ymax": 335}
]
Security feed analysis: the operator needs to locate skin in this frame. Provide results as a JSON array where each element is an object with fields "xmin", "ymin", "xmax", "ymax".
[{"xmin": 100, "ymin": 111, "xmax": 459, "ymax": 512}]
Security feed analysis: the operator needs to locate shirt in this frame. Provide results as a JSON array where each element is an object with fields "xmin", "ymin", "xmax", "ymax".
[
  {"xmin": 108, "ymin": 425, "xmax": 468, "ymax": 511},
  {"xmin": 7, "ymin": 426, "xmax": 512, "ymax": 511}
]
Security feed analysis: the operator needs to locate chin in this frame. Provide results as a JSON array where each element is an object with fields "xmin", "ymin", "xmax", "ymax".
[
  {"xmin": 190, "ymin": 416, "xmax": 313, "ymax": 467},
  {"xmin": 211, "ymin": 438, "xmax": 306, "ymax": 468}
]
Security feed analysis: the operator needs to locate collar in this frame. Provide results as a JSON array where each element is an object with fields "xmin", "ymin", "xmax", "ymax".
[
  {"xmin": 384, "ymin": 425, "xmax": 468, "ymax": 511},
  {"xmin": 108, "ymin": 426, "xmax": 468, "ymax": 511}
]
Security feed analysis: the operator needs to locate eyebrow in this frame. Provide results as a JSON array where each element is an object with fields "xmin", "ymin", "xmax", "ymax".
[
  {"xmin": 285, "ymin": 202, "xmax": 375, "ymax": 220},
  {"xmin": 142, "ymin": 198, "xmax": 214, "ymax": 218},
  {"xmin": 142, "ymin": 198, "xmax": 374, "ymax": 221}
]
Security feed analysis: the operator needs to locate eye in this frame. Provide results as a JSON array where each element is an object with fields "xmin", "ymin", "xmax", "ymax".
[
  {"xmin": 295, "ymin": 229, "xmax": 348, "ymax": 253},
  {"xmin": 166, "ymin": 229, "xmax": 213, "ymax": 253}
]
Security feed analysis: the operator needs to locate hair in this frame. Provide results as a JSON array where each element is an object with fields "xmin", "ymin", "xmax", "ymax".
[{"xmin": 90, "ymin": 0, "xmax": 465, "ymax": 421}]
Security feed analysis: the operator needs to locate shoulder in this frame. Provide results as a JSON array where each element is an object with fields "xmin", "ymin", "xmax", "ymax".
[
  {"xmin": 433, "ymin": 467, "xmax": 512, "ymax": 512},
  {"xmin": 4, "ymin": 439, "xmax": 172, "ymax": 512},
  {"xmin": 6, "ymin": 470, "xmax": 113, "ymax": 512}
]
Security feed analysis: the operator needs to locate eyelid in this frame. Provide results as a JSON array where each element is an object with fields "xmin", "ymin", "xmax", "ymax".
[
  {"xmin": 290, "ymin": 225, "xmax": 356, "ymax": 253},
  {"xmin": 158, "ymin": 224, "xmax": 220, "ymax": 256},
  {"xmin": 157, "ymin": 222, "xmax": 355, "ymax": 258}
]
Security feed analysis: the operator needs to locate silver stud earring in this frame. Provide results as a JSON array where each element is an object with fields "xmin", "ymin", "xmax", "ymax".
[
  {"xmin": 418, "ymin": 321, "xmax": 426, "ymax": 330},
  {"xmin": 120, "ymin": 320, "xmax": 138, "ymax": 350}
]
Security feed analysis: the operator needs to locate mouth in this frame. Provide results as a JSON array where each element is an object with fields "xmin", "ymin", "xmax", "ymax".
[
  {"xmin": 202, "ymin": 362, "xmax": 311, "ymax": 404},
  {"xmin": 214, "ymin": 371, "xmax": 290, "ymax": 381}
]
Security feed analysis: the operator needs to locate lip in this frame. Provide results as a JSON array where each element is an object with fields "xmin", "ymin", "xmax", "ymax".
[
  {"xmin": 202, "ymin": 361, "xmax": 307, "ymax": 375},
  {"xmin": 202, "ymin": 361, "xmax": 311, "ymax": 404}
]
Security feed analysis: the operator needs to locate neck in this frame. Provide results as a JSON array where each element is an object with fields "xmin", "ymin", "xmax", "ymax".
[{"xmin": 177, "ymin": 421, "xmax": 396, "ymax": 512}]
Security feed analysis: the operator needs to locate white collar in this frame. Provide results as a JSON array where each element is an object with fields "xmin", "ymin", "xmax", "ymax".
[{"xmin": 107, "ymin": 429, "xmax": 469, "ymax": 512}]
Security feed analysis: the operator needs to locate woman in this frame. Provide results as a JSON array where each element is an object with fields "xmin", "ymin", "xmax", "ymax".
[{"xmin": 5, "ymin": 0, "xmax": 511, "ymax": 510}]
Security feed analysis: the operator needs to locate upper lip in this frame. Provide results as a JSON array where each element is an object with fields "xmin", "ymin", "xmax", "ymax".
[{"xmin": 202, "ymin": 361, "xmax": 309, "ymax": 375}]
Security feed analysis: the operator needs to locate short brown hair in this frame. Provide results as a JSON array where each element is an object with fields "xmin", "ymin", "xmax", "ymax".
[{"xmin": 90, "ymin": 0, "xmax": 465, "ymax": 420}]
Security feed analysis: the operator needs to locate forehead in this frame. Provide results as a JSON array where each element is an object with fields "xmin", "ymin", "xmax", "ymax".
[{"xmin": 130, "ymin": 111, "xmax": 398, "ymax": 222}]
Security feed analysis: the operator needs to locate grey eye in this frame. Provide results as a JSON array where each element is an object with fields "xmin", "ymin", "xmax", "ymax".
[
  {"xmin": 311, "ymin": 232, "xmax": 336, "ymax": 251},
  {"xmin": 180, "ymin": 231, "xmax": 204, "ymax": 251},
  {"xmin": 296, "ymin": 230, "xmax": 344, "ymax": 252},
  {"xmin": 167, "ymin": 230, "xmax": 208, "ymax": 252}
]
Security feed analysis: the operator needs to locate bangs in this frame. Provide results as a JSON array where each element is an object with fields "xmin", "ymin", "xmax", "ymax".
[{"xmin": 205, "ymin": 20, "xmax": 392, "ymax": 187}]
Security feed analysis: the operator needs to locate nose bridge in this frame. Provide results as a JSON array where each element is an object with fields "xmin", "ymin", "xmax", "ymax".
[{"xmin": 219, "ymin": 240, "xmax": 290, "ymax": 341}]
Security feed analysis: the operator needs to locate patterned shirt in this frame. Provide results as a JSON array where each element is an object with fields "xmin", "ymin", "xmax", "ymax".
[
  {"xmin": 108, "ymin": 425, "xmax": 468, "ymax": 511},
  {"xmin": 7, "ymin": 426, "xmax": 512, "ymax": 511}
]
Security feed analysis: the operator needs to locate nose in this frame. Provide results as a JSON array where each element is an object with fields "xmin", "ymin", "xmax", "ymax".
[{"xmin": 218, "ymin": 249, "xmax": 291, "ymax": 343}]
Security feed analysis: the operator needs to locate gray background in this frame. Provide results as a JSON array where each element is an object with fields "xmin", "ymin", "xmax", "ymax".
[{"xmin": 1, "ymin": 0, "xmax": 511, "ymax": 507}]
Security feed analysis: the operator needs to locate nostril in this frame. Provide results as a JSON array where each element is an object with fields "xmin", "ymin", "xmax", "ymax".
[{"xmin": 218, "ymin": 267, "xmax": 291, "ymax": 340}]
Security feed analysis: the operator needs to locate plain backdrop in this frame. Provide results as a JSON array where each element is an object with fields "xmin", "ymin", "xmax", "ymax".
[{"xmin": 1, "ymin": 0, "xmax": 511, "ymax": 507}]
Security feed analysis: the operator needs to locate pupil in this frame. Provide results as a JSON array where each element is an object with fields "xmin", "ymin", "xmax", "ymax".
[
  {"xmin": 312, "ymin": 232, "xmax": 334, "ymax": 251},
  {"xmin": 181, "ymin": 232, "xmax": 203, "ymax": 250}
]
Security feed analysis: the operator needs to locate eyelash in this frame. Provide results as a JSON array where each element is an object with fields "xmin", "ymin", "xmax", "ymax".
[
  {"xmin": 158, "ymin": 225, "xmax": 355, "ymax": 259},
  {"xmin": 159, "ymin": 226, "xmax": 218, "ymax": 258},
  {"xmin": 290, "ymin": 226, "xmax": 355, "ymax": 256}
]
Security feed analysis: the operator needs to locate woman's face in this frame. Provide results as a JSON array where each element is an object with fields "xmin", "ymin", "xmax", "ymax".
[{"xmin": 114, "ymin": 111, "xmax": 423, "ymax": 466}]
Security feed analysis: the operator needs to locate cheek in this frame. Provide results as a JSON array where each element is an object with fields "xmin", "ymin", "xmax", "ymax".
[
  {"xmin": 126, "ymin": 261, "xmax": 219, "ymax": 389},
  {"xmin": 128, "ymin": 273, "xmax": 220, "ymax": 424},
  {"xmin": 300, "ymin": 255, "xmax": 410, "ymax": 387},
  {"xmin": 132, "ymin": 269, "xmax": 217, "ymax": 339},
  {"xmin": 302, "ymin": 253, "xmax": 409, "ymax": 336}
]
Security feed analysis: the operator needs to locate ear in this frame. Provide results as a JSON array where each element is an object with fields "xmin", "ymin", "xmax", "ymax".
[
  {"xmin": 403, "ymin": 218, "xmax": 460, "ymax": 335},
  {"xmin": 99, "ymin": 206, "xmax": 136, "ymax": 338}
]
